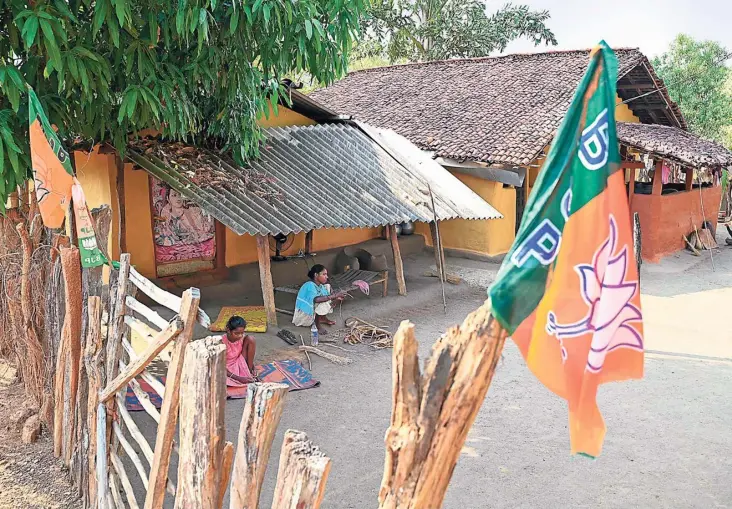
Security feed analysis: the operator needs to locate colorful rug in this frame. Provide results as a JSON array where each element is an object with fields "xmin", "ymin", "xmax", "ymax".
[
  {"xmin": 124, "ymin": 360, "xmax": 319, "ymax": 410},
  {"xmin": 210, "ymin": 306, "xmax": 268, "ymax": 333},
  {"xmin": 227, "ymin": 360, "xmax": 320, "ymax": 399},
  {"xmin": 125, "ymin": 377, "xmax": 165, "ymax": 412}
]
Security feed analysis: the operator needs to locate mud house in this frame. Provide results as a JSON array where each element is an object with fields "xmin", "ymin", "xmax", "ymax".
[
  {"xmin": 72, "ymin": 88, "xmax": 500, "ymax": 325},
  {"xmin": 311, "ymin": 48, "xmax": 732, "ymax": 262}
]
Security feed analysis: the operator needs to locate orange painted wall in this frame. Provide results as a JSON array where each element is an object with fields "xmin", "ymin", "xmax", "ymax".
[
  {"xmin": 631, "ymin": 186, "xmax": 721, "ymax": 262},
  {"xmin": 122, "ymin": 165, "xmax": 156, "ymax": 276}
]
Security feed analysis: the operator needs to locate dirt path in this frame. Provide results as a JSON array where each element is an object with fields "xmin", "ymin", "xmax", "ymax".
[{"xmin": 0, "ymin": 385, "xmax": 80, "ymax": 509}]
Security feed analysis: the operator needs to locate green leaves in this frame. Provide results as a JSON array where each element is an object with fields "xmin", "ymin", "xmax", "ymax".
[{"xmin": 0, "ymin": 0, "xmax": 367, "ymax": 210}]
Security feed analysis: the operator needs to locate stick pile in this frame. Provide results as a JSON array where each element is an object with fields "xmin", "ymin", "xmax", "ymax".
[{"xmin": 343, "ymin": 317, "xmax": 393, "ymax": 349}]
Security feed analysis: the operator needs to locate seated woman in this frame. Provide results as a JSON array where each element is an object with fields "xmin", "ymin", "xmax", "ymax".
[
  {"xmin": 292, "ymin": 264, "xmax": 345, "ymax": 334},
  {"xmin": 221, "ymin": 316, "xmax": 258, "ymax": 388}
]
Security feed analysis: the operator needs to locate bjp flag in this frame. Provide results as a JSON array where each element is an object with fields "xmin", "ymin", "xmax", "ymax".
[
  {"xmin": 489, "ymin": 41, "xmax": 644, "ymax": 458},
  {"xmin": 28, "ymin": 86, "xmax": 74, "ymax": 228}
]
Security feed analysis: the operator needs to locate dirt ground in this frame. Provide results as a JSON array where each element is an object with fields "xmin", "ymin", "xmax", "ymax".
[{"xmin": 2, "ymin": 228, "xmax": 731, "ymax": 508}]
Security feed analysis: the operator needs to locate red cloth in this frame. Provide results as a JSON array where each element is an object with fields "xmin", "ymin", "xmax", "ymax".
[{"xmin": 222, "ymin": 334, "xmax": 254, "ymax": 387}]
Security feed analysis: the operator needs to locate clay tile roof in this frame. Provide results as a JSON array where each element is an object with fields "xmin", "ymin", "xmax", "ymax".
[
  {"xmin": 311, "ymin": 48, "xmax": 685, "ymax": 166},
  {"xmin": 617, "ymin": 122, "xmax": 732, "ymax": 168}
]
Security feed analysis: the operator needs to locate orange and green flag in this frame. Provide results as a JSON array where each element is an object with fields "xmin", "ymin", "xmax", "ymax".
[{"xmin": 489, "ymin": 41, "xmax": 644, "ymax": 458}]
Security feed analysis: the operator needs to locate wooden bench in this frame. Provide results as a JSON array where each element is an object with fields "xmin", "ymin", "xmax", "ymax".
[{"xmin": 274, "ymin": 269, "xmax": 388, "ymax": 298}]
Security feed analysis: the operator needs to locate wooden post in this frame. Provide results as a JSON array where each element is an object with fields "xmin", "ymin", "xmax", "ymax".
[
  {"xmin": 305, "ymin": 230, "xmax": 314, "ymax": 254},
  {"xmin": 229, "ymin": 383, "xmax": 289, "ymax": 509},
  {"xmin": 387, "ymin": 224, "xmax": 406, "ymax": 296},
  {"xmin": 270, "ymin": 430, "xmax": 332, "ymax": 509},
  {"xmin": 217, "ymin": 442, "xmax": 235, "ymax": 509},
  {"xmin": 106, "ymin": 253, "xmax": 131, "ymax": 379},
  {"xmin": 627, "ymin": 168, "xmax": 636, "ymax": 207},
  {"xmin": 651, "ymin": 160, "xmax": 664, "ymax": 195},
  {"xmin": 685, "ymin": 168, "xmax": 694, "ymax": 192},
  {"xmin": 256, "ymin": 235, "xmax": 277, "ymax": 327},
  {"xmin": 59, "ymin": 246, "xmax": 83, "ymax": 464},
  {"xmin": 85, "ymin": 297, "xmax": 104, "ymax": 506},
  {"xmin": 428, "ymin": 222, "xmax": 446, "ymax": 282},
  {"xmin": 115, "ymin": 155, "xmax": 127, "ymax": 254},
  {"xmin": 175, "ymin": 337, "xmax": 227, "ymax": 509},
  {"xmin": 378, "ymin": 302, "xmax": 507, "ymax": 509},
  {"xmin": 145, "ymin": 288, "xmax": 201, "ymax": 509},
  {"xmin": 97, "ymin": 403, "xmax": 109, "ymax": 509}
]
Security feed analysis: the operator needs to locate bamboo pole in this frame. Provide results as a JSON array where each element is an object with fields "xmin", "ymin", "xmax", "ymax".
[
  {"xmin": 229, "ymin": 383, "xmax": 289, "ymax": 509},
  {"xmin": 378, "ymin": 302, "xmax": 507, "ymax": 509},
  {"xmin": 270, "ymin": 430, "xmax": 331, "ymax": 509},
  {"xmin": 175, "ymin": 337, "xmax": 228, "ymax": 509},
  {"xmin": 145, "ymin": 288, "xmax": 200, "ymax": 509}
]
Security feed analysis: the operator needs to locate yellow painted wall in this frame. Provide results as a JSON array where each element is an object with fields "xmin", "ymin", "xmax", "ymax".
[
  {"xmin": 123, "ymin": 164, "xmax": 156, "ymax": 277},
  {"xmin": 225, "ymin": 228, "xmax": 382, "ymax": 266},
  {"xmin": 258, "ymin": 103, "xmax": 316, "ymax": 128},
  {"xmin": 416, "ymin": 173, "xmax": 516, "ymax": 257}
]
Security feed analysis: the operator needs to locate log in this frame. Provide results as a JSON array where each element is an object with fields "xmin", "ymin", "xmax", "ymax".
[
  {"xmin": 99, "ymin": 317, "xmax": 183, "ymax": 402},
  {"xmin": 175, "ymin": 337, "xmax": 228, "ymax": 509},
  {"xmin": 125, "ymin": 296, "xmax": 169, "ymax": 330},
  {"xmin": 270, "ymin": 430, "xmax": 331, "ymax": 509},
  {"xmin": 378, "ymin": 302, "xmax": 507, "ymax": 509},
  {"xmin": 60, "ymin": 246, "xmax": 83, "ymax": 464},
  {"xmin": 256, "ymin": 235, "xmax": 278, "ymax": 327},
  {"xmin": 217, "ymin": 442, "xmax": 235, "ymax": 509},
  {"xmin": 97, "ymin": 403, "xmax": 109, "ymax": 509},
  {"xmin": 145, "ymin": 288, "xmax": 201, "ymax": 509},
  {"xmin": 229, "ymin": 383, "xmax": 289, "ymax": 509},
  {"xmin": 85, "ymin": 297, "xmax": 104, "ymax": 506},
  {"xmin": 127, "ymin": 266, "xmax": 210, "ymax": 328},
  {"xmin": 387, "ymin": 225, "xmax": 407, "ymax": 296}
]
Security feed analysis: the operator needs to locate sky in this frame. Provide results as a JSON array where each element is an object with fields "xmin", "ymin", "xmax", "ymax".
[{"xmin": 491, "ymin": 0, "xmax": 732, "ymax": 59}]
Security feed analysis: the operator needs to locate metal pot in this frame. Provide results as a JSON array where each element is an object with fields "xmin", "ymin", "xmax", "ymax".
[{"xmin": 400, "ymin": 221, "xmax": 415, "ymax": 236}]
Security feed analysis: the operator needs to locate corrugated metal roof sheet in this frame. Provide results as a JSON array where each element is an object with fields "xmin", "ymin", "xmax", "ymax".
[{"xmin": 127, "ymin": 123, "xmax": 502, "ymax": 236}]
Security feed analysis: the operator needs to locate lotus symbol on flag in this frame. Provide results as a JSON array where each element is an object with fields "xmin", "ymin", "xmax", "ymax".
[{"xmin": 546, "ymin": 216, "xmax": 643, "ymax": 372}]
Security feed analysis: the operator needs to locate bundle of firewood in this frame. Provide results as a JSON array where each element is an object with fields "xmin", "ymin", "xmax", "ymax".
[{"xmin": 684, "ymin": 227, "xmax": 718, "ymax": 255}]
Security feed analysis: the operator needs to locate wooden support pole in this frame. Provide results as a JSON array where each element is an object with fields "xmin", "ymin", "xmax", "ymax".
[
  {"xmin": 429, "ymin": 222, "xmax": 446, "ymax": 282},
  {"xmin": 144, "ymin": 288, "xmax": 201, "ymax": 509},
  {"xmin": 229, "ymin": 383, "xmax": 289, "ymax": 509},
  {"xmin": 627, "ymin": 168, "xmax": 636, "ymax": 207},
  {"xmin": 256, "ymin": 235, "xmax": 278, "ymax": 327},
  {"xmin": 652, "ymin": 160, "xmax": 664, "ymax": 196},
  {"xmin": 305, "ymin": 230, "xmax": 314, "ymax": 254},
  {"xmin": 387, "ymin": 225, "xmax": 407, "ymax": 296},
  {"xmin": 115, "ymin": 155, "xmax": 127, "ymax": 254},
  {"xmin": 99, "ymin": 318, "xmax": 183, "ymax": 402},
  {"xmin": 378, "ymin": 302, "xmax": 507, "ymax": 509},
  {"xmin": 106, "ymin": 253, "xmax": 131, "ymax": 380},
  {"xmin": 270, "ymin": 430, "xmax": 332, "ymax": 509},
  {"xmin": 685, "ymin": 168, "xmax": 694, "ymax": 192},
  {"xmin": 175, "ymin": 337, "xmax": 228, "ymax": 509}
]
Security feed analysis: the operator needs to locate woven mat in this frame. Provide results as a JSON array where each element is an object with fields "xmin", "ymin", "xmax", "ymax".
[{"xmin": 210, "ymin": 306, "xmax": 267, "ymax": 333}]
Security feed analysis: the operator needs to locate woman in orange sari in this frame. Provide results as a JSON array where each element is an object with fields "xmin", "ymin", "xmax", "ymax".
[{"xmin": 222, "ymin": 316, "xmax": 258, "ymax": 387}]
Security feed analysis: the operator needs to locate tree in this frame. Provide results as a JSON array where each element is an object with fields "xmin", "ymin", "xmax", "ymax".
[
  {"xmin": 0, "ymin": 0, "xmax": 366, "ymax": 211},
  {"xmin": 363, "ymin": 1, "xmax": 557, "ymax": 62},
  {"xmin": 653, "ymin": 34, "xmax": 732, "ymax": 144}
]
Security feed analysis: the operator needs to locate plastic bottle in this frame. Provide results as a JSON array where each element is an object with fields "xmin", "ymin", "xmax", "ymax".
[{"xmin": 310, "ymin": 322, "xmax": 319, "ymax": 346}]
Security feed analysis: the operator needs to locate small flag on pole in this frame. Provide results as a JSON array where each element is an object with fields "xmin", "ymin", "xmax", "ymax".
[
  {"xmin": 28, "ymin": 86, "xmax": 105, "ymax": 268},
  {"xmin": 28, "ymin": 86, "xmax": 74, "ymax": 229},
  {"xmin": 489, "ymin": 41, "xmax": 644, "ymax": 458}
]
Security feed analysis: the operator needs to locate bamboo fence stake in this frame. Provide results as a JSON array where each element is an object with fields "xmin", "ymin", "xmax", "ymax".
[
  {"xmin": 145, "ymin": 288, "xmax": 200, "ymax": 509},
  {"xmin": 113, "ymin": 421, "xmax": 150, "ymax": 489},
  {"xmin": 128, "ymin": 378, "xmax": 161, "ymax": 423},
  {"xmin": 378, "ymin": 301, "xmax": 507, "ymax": 509},
  {"xmin": 175, "ymin": 337, "xmax": 228, "ymax": 509},
  {"xmin": 229, "ymin": 383, "xmax": 289, "ymax": 509},
  {"xmin": 109, "ymin": 471, "xmax": 125, "ymax": 509},
  {"xmin": 217, "ymin": 442, "xmax": 235, "ymax": 509},
  {"xmin": 270, "ymin": 430, "xmax": 332, "ymax": 509},
  {"xmin": 97, "ymin": 403, "xmax": 109, "ymax": 509},
  {"xmin": 111, "ymin": 450, "xmax": 141, "ymax": 509}
]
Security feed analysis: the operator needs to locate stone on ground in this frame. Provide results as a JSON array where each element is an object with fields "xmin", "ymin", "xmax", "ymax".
[{"xmin": 21, "ymin": 415, "xmax": 41, "ymax": 444}]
